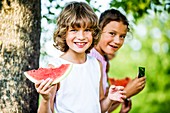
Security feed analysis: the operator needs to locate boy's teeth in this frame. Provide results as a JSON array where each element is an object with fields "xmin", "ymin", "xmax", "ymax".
[{"xmin": 77, "ymin": 43, "xmax": 84, "ymax": 45}]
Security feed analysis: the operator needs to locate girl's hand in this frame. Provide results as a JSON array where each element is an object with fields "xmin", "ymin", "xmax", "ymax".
[
  {"xmin": 125, "ymin": 76, "xmax": 146, "ymax": 98},
  {"xmin": 120, "ymin": 98, "xmax": 132, "ymax": 113},
  {"xmin": 108, "ymin": 85, "xmax": 126, "ymax": 103}
]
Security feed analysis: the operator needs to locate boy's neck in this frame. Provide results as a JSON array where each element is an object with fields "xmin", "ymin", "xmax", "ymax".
[{"xmin": 60, "ymin": 51, "xmax": 87, "ymax": 64}]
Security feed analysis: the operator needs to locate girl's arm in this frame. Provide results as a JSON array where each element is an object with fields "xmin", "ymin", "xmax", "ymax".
[
  {"xmin": 125, "ymin": 76, "xmax": 146, "ymax": 98},
  {"xmin": 108, "ymin": 102, "xmax": 121, "ymax": 112}
]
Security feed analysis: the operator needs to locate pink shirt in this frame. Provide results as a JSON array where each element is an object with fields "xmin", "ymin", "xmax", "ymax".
[{"xmin": 89, "ymin": 48, "xmax": 109, "ymax": 94}]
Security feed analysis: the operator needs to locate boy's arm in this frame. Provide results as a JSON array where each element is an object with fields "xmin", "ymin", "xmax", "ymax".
[
  {"xmin": 37, "ymin": 83, "xmax": 58, "ymax": 113},
  {"xmin": 98, "ymin": 61, "xmax": 120, "ymax": 113},
  {"xmin": 98, "ymin": 61, "xmax": 126, "ymax": 113},
  {"xmin": 99, "ymin": 74, "xmax": 115, "ymax": 112},
  {"xmin": 38, "ymin": 96, "xmax": 52, "ymax": 113},
  {"xmin": 50, "ymin": 84, "xmax": 58, "ymax": 112},
  {"xmin": 100, "ymin": 85, "xmax": 126, "ymax": 113}
]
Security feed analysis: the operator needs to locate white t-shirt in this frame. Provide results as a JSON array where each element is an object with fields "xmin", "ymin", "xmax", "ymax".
[
  {"xmin": 49, "ymin": 55, "xmax": 101, "ymax": 113},
  {"xmin": 89, "ymin": 48, "xmax": 109, "ymax": 94}
]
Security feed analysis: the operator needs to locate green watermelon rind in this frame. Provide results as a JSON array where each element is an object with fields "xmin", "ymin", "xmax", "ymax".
[
  {"xmin": 24, "ymin": 64, "xmax": 73, "ymax": 85},
  {"xmin": 52, "ymin": 64, "xmax": 73, "ymax": 85},
  {"xmin": 24, "ymin": 71, "xmax": 40, "ymax": 84}
]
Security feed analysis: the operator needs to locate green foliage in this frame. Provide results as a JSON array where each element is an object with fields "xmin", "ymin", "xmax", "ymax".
[
  {"xmin": 110, "ymin": 0, "xmax": 150, "ymax": 19},
  {"xmin": 107, "ymin": 0, "xmax": 170, "ymax": 21},
  {"xmin": 108, "ymin": 11, "xmax": 170, "ymax": 113}
]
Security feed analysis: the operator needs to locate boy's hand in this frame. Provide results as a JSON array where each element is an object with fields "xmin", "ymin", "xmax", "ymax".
[
  {"xmin": 35, "ymin": 78, "xmax": 56, "ymax": 101},
  {"xmin": 108, "ymin": 85, "xmax": 126, "ymax": 103}
]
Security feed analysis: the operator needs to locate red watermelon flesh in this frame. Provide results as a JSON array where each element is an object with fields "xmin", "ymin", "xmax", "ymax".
[
  {"xmin": 24, "ymin": 64, "xmax": 72, "ymax": 85},
  {"xmin": 109, "ymin": 77, "xmax": 131, "ymax": 87}
]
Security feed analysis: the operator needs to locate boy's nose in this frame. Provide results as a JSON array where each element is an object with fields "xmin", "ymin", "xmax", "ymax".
[{"xmin": 77, "ymin": 31, "xmax": 85, "ymax": 40}]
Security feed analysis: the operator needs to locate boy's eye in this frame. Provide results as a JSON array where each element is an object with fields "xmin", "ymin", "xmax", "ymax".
[
  {"xmin": 69, "ymin": 29, "xmax": 77, "ymax": 32},
  {"xmin": 85, "ymin": 29, "xmax": 91, "ymax": 32}
]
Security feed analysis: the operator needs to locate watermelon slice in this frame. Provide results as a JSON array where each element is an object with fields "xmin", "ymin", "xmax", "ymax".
[
  {"xmin": 109, "ymin": 77, "xmax": 131, "ymax": 87},
  {"xmin": 24, "ymin": 64, "xmax": 73, "ymax": 85}
]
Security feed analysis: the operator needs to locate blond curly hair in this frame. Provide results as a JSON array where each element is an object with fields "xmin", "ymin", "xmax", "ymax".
[{"xmin": 53, "ymin": 1, "xmax": 100, "ymax": 53}]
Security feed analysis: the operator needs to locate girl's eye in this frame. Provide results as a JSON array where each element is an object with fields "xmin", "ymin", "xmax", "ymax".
[
  {"xmin": 108, "ymin": 32, "xmax": 116, "ymax": 36},
  {"xmin": 120, "ymin": 35, "xmax": 126, "ymax": 39}
]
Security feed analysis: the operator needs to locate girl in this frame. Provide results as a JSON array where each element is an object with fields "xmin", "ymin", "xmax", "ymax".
[
  {"xmin": 35, "ymin": 2, "xmax": 126, "ymax": 113},
  {"xmin": 89, "ymin": 9, "xmax": 146, "ymax": 112}
]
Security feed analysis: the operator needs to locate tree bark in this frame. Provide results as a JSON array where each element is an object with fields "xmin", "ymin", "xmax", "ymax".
[{"xmin": 0, "ymin": 0, "xmax": 41, "ymax": 112}]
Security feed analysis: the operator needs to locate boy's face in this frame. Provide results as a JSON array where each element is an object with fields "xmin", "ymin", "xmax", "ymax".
[
  {"xmin": 97, "ymin": 21, "xmax": 128, "ymax": 55},
  {"xmin": 66, "ymin": 26, "xmax": 93, "ymax": 54}
]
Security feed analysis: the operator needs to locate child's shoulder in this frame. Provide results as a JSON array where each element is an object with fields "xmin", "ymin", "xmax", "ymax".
[
  {"xmin": 87, "ymin": 54, "xmax": 100, "ymax": 65},
  {"xmin": 87, "ymin": 54, "xmax": 98, "ymax": 61}
]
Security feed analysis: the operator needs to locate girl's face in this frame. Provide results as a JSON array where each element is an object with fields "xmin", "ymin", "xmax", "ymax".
[
  {"xmin": 96, "ymin": 21, "xmax": 128, "ymax": 56},
  {"xmin": 66, "ymin": 27, "xmax": 93, "ymax": 54}
]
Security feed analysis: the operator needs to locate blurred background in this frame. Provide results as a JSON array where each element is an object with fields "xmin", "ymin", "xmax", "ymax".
[{"xmin": 40, "ymin": 0, "xmax": 170, "ymax": 113}]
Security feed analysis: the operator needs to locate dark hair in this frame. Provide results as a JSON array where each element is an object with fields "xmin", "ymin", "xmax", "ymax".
[
  {"xmin": 53, "ymin": 1, "xmax": 100, "ymax": 53},
  {"xmin": 99, "ymin": 9, "xmax": 130, "ymax": 32}
]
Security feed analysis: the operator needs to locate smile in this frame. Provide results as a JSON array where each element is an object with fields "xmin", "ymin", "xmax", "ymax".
[
  {"xmin": 109, "ymin": 45, "xmax": 118, "ymax": 49},
  {"xmin": 75, "ymin": 42, "xmax": 87, "ymax": 48}
]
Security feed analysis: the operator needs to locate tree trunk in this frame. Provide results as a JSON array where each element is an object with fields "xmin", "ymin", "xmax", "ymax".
[{"xmin": 0, "ymin": 0, "xmax": 41, "ymax": 112}]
